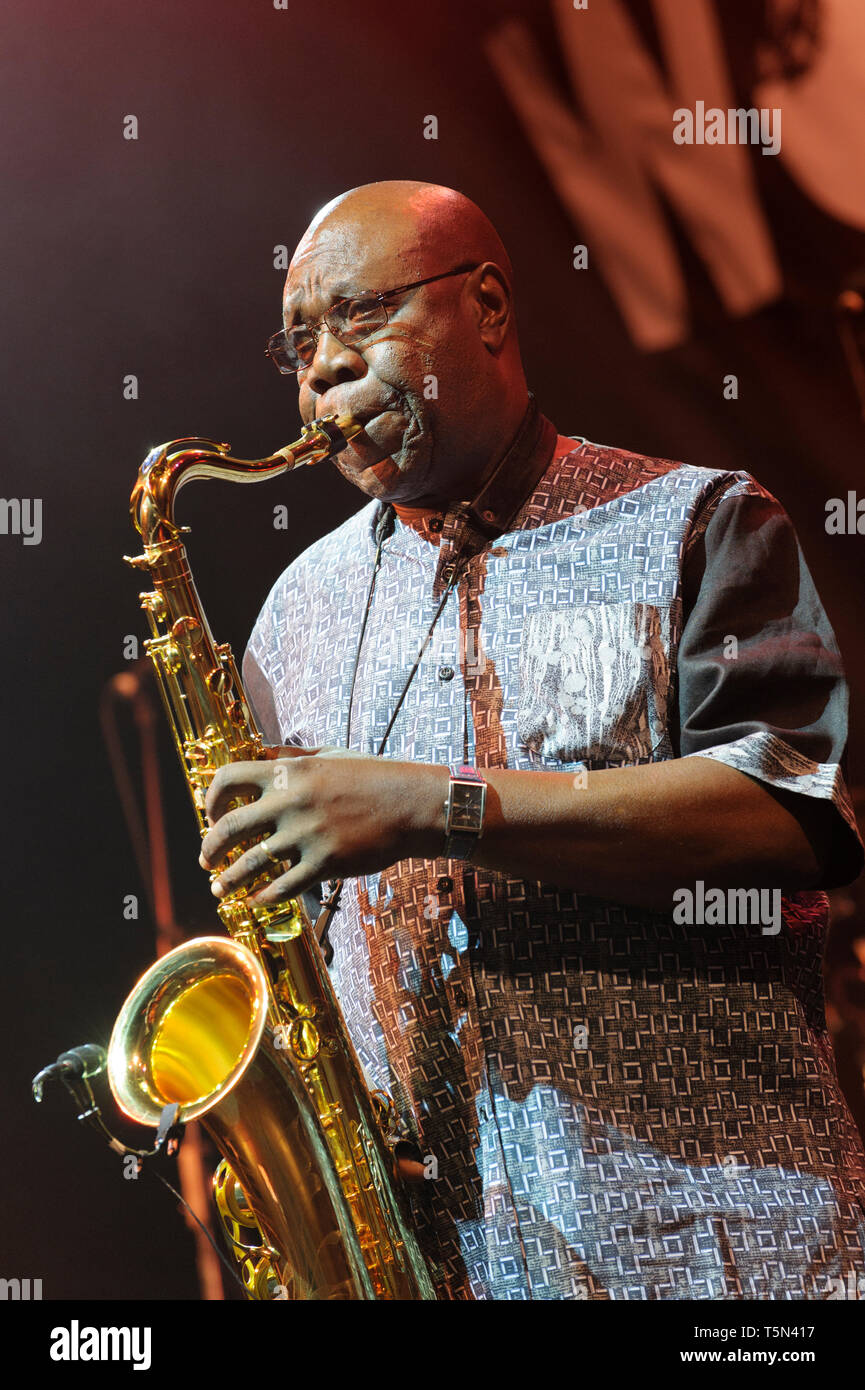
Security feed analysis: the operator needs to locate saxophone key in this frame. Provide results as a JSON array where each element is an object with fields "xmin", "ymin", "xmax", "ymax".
[
  {"xmin": 171, "ymin": 615, "xmax": 204, "ymax": 645},
  {"xmin": 205, "ymin": 666, "xmax": 230, "ymax": 694}
]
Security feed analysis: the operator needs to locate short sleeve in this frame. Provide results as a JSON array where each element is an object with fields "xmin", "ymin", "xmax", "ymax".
[{"xmin": 677, "ymin": 476, "xmax": 863, "ymax": 890}]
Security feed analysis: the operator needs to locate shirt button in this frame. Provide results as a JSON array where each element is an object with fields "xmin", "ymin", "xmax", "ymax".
[
  {"xmin": 428, "ymin": 516, "xmax": 444, "ymax": 533},
  {"xmin": 436, "ymin": 875, "xmax": 454, "ymax": 894},
  {"xmin": 438, "ymin": 665, "xmax": 455, "ymax": 681}
]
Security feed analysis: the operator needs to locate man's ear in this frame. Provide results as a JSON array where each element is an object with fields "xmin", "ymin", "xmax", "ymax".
[{"xmin": 473, "ymin": 262, "xmax": 512, "ymax": 353}]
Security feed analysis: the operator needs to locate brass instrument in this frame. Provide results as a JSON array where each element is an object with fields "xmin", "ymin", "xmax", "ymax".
[{"xmin": 109, "ymin": 415, "xmax": 437, "ymax": 1300}]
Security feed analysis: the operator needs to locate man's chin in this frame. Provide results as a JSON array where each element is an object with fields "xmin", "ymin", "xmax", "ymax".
[
  {"xmin": 335, "ymin": 452, "xmax": 402, "ymax": 499},
  {"xmin": 343, "ymin": 408, "xmax": 406, "ymax": 458},
  {"xmin": 334, "ymin": 412, "xmax": 428, "ymax": 501}
]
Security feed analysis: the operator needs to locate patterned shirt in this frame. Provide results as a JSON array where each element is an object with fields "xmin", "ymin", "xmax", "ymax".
[{"xmin": 244, "ymin": 409, "xmax": 865, "ymax": 1300}]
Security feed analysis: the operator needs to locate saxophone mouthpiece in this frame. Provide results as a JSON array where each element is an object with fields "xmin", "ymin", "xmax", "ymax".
[
  {"xmin": 280, "ymin": 413, "xmax": 364, "ymax": 470},
  {"xmin": 334, "ymin": 413, "xmax": 364, "ymax": 445}
]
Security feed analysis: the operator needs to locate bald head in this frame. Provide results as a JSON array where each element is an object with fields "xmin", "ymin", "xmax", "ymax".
[
  {"xmin": 291, "ymin": 180, "xmax": 514, "ymax": 291},
  {"xmin": 282, "ymin": 180, "xmax": 528, "ymax": 507}
]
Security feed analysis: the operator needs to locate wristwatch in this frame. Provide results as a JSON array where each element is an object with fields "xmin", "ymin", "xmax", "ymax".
[{"xmin": 443, "ymin": 763, "xmax": 487, "ymax": 860}]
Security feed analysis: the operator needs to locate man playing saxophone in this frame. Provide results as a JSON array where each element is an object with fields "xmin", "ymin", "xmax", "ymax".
[{"xmin": 198, "ymin": 180, "xmax": 865, "ymax": 1300}]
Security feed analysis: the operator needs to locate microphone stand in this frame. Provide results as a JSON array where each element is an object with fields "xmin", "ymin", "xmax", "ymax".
[
  {"xmin": 100, "ymin": 661, "xmax": 225, "ymax": 1301},
  {"xmin": 836, "ymin": 284, "xmax": 865, "ymax": 424}
]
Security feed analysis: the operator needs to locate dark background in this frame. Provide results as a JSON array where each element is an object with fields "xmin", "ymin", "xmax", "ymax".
[{"xmin": 2, "ymin": 0, "xmax": 863, "ymax": 1298}]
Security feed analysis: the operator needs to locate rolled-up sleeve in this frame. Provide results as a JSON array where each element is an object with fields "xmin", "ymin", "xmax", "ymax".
[{"xmin": 676, "ymin": 475, "xmax": 863, "ymax": 889}]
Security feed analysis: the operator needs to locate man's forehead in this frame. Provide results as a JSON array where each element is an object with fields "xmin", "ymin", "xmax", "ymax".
[{"xmin": 283, "ymin": 220, "xmax": 419, "ymax": 319}]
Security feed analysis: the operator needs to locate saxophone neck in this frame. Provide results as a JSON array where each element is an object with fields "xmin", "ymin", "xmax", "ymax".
[{"xmin": 128, "ymin": 414, "xmax": 361, "ymax": 550}]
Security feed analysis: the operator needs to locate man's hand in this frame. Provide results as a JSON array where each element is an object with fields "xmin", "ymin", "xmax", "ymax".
[{"xmin": 199, "ymin": 748, "xmax": 448, "ymax": 904}]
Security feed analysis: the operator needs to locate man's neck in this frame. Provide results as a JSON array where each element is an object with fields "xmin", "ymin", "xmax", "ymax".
[
  {"xmin": 393, "ymin": 394, "xmax": 558, "ymax": 541},
  {"xmin": 396, "ymin": 393, "xmax": 532, "ymax": 512}
]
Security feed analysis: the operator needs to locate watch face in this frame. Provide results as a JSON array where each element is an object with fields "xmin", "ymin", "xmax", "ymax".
[{"xmin": 451, "ymin": 783, "xmax": 484, "ymax": 833}]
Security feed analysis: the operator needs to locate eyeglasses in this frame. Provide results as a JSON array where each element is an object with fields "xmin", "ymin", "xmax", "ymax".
[{"xmin": 265, "ymin": 261, "xmax": 480, "ymax": 375}]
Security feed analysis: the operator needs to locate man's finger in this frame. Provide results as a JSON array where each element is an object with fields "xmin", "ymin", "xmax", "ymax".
[
  {"xmin": 396, "ymin": 1155, "xmax": 427, "ymax": 1183},
  {"xmin": 210, "ymin": 837, "xmax": 288, "ymax": 896},
  {"xmin": 204, "ymin": 760, "xmax": 272, "ymax": 825},
  {"xmin": 199, "ymin": 801, "xmax": 273, "ymax": 870},
  {"xmin": 247, "ymin": 860, "xmax": 320, "ymax": 906}
]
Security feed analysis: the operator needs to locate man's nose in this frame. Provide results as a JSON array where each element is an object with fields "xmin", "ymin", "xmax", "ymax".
[{"xmin": 305, "ymin": 327, "xmax": 366, "ymax": 395}]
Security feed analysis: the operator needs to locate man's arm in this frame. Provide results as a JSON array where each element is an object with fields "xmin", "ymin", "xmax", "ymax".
[
  {"xmin": 206, "ymin": 481, "xmax": 858, "ymax": 909},
  {"xmin": 198, "ymin": 750, "xmax": 831, "ymax": 910},
  {"xmin": 417, "ymin": 757, "xmax": 832, "ymax": 908},
  {"xmin": 448, "ymin": 481, "xmax": 858, "ymax": 906}
]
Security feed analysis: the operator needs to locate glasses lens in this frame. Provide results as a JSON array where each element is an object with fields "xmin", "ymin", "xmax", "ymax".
[
  {"xmin": 266, "ymin": 296, "xmax": 388, "ymax": 375},
  {"xmin": 266, "ymin": 329, "xmax": 314, "ymax": 375},
  {"xmin": 327, "ymin": 295, "xmax": 387, "ymax": 345}
]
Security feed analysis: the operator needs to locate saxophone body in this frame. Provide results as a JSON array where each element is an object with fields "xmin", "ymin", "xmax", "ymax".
[{"xmin": 109, "ymin": 416, "xmax": 437, "ymax": 1300}]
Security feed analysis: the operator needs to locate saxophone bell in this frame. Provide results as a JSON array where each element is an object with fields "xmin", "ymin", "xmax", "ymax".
[{"xmin": 108, "ymin": 935, "xmax": 374, "ymax": 1301}]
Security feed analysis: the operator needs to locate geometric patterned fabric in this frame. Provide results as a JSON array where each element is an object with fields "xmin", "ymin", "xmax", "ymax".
[{"xmin": 246, "ymin": 428, "xmax": 865, "ymax": 1298}]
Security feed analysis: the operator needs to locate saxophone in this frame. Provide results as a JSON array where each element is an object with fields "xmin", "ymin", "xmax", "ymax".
[{"xmin": 109, "ymin": 415, "xmax": 437, "ymax": 1300}]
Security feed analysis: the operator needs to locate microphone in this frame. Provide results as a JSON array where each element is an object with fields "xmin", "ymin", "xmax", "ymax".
[{"xmin": 32, "ymin": 1043, "xmax": 108, "ymax": 1102}]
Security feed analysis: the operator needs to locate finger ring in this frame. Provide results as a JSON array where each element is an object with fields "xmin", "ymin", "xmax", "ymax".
[{"xmin": 260, "ymin": 838, "xmax": 284, "ymax": 868}]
